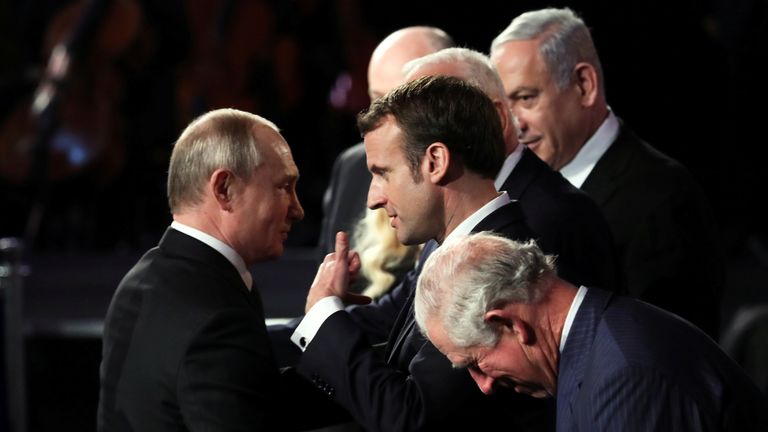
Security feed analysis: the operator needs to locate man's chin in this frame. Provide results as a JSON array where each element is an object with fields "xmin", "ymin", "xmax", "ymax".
[{"xmin": 398, "ymin": 233, "xmax": 428, "ymax": 247}]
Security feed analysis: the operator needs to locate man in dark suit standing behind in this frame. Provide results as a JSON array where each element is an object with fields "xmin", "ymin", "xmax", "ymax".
[
  {"xmin": 415, "ymin": 232, "xmax": 768, "ymax": 431},
  {"xmin": 491, "ymin": 8, "xmax": 724, "ymax": 337},
  {"xmin": 97, "ymin": 108, "xmax": 304, "ymax": 431}
]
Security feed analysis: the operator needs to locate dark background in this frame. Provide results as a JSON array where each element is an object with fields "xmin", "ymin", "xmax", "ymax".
[{"xmin": 0, "ymin": 0, "xmax": 767, "ymax": 430}]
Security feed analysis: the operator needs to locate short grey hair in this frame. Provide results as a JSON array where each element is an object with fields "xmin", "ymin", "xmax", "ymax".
[
  {"xmin": 167, "ymin": 108, "xmax": 279, "ymax": 213},
  {"xmin": 415, "ymin": 232, "xmax": 556, "ymax": 348},
  {"xmin": 403, "ymin": 47, "xmax": 507, "ymax": 102},
  {"xmin": 491, "ymin": 8, "xmax": 604, "ymax": 93}
]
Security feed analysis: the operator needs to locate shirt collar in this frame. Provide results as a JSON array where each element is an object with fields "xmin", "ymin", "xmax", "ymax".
[
  {"xmin": 494, "ymin": 144, "xmax": 524, "ymax": 191},
  {"xmin": 559, "ymin": 110, "xmax": 619, "ymax": 188},
  {"xmin": 170, "ymin": 221, "xmax": 252, "ymax": 290},
  {"xmin": 443, "ymin": 192, "xmax": 511, "ymax": 245},
  {"xmin": 559, "ymin": 285, "xmax": 588, "ymax": 353}
]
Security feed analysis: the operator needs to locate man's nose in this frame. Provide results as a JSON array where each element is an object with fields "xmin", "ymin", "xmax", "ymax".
[
  {"xmin": 512, "ymin": 109, "xmax": 528, "ymax": 135},
  {"xmin": 289, "ymin": 192, "xmax": 304, "ymax": 222},
  {"xmin": 468, "ymin": 368, "xmax": 495, "ymax": 395},
  {"xmin": 367, "ymin": 182, "xmax": 385, "ymax": 210}
]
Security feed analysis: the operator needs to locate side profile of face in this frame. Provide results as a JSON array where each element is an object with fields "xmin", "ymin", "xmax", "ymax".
[
  {"xmin": 232, "ymin": 125, "xmax": 304, "ymax": 263},
  {"xmin": 427, "ymin": 316, "xmax": 555, "ymax": 399},
  {"xmin": 491, "ymin": 39, "xmax": 587, "ymax": 170},
  {"xmin": 364, "ymin": 116, "xmax": 438, "ymax": 245}
]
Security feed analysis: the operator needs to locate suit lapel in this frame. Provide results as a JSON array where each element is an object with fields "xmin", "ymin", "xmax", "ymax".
[
  {"xmin": 580, "ymin": 122, "xmax": 637, "ymax": 206},
  {"xmin": 556, "ymin": 288, "xmax": 613, "ymax": 430},
  {"xmin": 385, "ymin": 240, "xmax": 438, "ymax": 363}
]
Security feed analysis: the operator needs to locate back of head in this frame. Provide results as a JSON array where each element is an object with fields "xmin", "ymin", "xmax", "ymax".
[
  {"xmin": 357, "ymin": 75, "xmax": 505, "ymax": 180},
  {"xmin": 491, "ymin": 8, "xmax": 604, "ymax": 93},
  {"xmin": 368, "ymin": 26, "xmax": 455, "ymax": 99},
  {"xmin": 167, "ymin": 108, "xmax": 278, "ymax": 213},
  {"xmin": 415, "ymin": 232, "xmax": 555, "ymax": 348},
  {"xmin": 403, "ymin": 47, "xmax": 507, "ymax": 104}
]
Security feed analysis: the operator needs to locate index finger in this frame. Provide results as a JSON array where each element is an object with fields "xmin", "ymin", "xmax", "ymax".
[{"xmin": 335, "ymin": 231, "xmax": 349, "ymax": 258}]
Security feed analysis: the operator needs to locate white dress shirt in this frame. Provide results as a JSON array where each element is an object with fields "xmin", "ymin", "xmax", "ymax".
[
  {"xmin": 559, "ymin": 110, "xmax": 619, "ymax": 188},
  {"xmin": 559, "ymin": 285, "xmax": 588, "ymax": 353},
  {"xmin": 170, "ymin": 221, "xmax": 252, "ymax": 290},
  {"xmin": 291, "ymin": 192, "xmax": 514, "ymax": 351}
]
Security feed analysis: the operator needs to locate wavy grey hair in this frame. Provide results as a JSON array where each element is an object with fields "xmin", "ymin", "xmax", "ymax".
[
  {"xmin": 167, "ymin": 108, "xmax": 279, "ymax": 213},
  {"xmin": 491, "ymin": 7, "xmax": 604, "ymax": 94},
  {"xmin": 403, "ymin": 47, "xmax": 507, "ymax": 103},
  {"xmin": 414, "ymin": 232, "xmax": 556, "ymax": 348}
]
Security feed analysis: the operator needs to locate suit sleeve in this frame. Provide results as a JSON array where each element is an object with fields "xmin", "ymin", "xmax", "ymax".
[
  {"xmin": 178, "ymin": 309, "xmax": 278, "ymax": 432},
  {"xmin": 582, "ymin": 366, "xmax": 716, "ymax": 432},
  {"xmin": 296, "ymin": 312, "xmax": 549, "ymax": 432}
]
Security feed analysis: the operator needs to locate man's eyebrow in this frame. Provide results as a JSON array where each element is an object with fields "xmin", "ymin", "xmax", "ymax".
[
  {"xmin": 369, "ymin": 165, "xmax": 387, "ymax": 174},
  {"xmin": 507, "ymin": 87, "xmax": 526, "ymax": 96}
]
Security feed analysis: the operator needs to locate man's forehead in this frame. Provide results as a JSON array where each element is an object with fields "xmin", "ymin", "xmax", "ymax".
[{"xmin": 365, "ymin": 116, "xmax": 401, "ymax": 146}]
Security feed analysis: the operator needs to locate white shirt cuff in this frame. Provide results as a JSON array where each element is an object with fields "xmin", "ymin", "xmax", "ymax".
[{"xmin": 290, "ymin": 296, "xmax": 344, "ymax": 351}]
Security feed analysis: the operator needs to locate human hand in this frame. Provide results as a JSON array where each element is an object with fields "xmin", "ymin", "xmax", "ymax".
[{"xmin": 305, "ymin": 232, "xmax": 370, "ymax": 313}]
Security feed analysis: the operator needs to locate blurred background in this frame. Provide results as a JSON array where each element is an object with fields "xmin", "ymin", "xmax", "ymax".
[{"xmin": 0, "ymin": 0, "xmax": 766, "ymax": 430}]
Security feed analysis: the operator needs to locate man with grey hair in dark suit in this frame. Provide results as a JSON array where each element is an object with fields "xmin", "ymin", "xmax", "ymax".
[
  {"xmin": 415, "ymin": 232, "xmax": 767, "ymax": 431},
  {"xmin": 490, "ymin": 7, "xmax": 724, "ymax": 337}
]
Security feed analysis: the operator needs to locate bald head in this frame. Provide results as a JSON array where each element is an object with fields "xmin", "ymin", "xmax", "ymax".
[{"xmin": 367, "ymin": 26, "xmax": 454, "ymax": 100}]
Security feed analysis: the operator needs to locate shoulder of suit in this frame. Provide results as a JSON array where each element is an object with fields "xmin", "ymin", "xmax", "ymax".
[{"xmin": 612, "ymin": 125, "xmax": 699, "ymax": 184}]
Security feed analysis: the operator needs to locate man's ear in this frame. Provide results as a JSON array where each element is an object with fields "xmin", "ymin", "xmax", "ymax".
[
  {"xmin": 484, "ymin": 307, "xmax": 532, "ymax": 345},
  {"xmin": 210, "ymin": 168, "xmax": 234, "ymax": 212},
  {"xmin": 424, "ymin": 142, "xmax": 450, "ymax": 184},
  {"xmin": 573, "ymin": 62, "xmax": 599, "ymax": 107}
]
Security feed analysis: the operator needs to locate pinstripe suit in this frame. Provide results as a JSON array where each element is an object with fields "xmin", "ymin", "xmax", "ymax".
[{"xmin": 557, "ymin": 287, "xmax": 767, "ymax": 431}]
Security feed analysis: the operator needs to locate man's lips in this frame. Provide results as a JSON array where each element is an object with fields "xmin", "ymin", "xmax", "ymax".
[{"xmin": 520, "ymin": 137, "xmax": 542, "ymax": 147}]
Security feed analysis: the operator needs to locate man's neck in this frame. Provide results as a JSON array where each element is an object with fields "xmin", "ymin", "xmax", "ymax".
[
  {"xmin": 551, "ymin": 286, "xmax": 575, "ymax": 349},
  {"xmin": 173, "ymin": 209, "xmax": 227, "ymax": 246},
  {"xmin": 439, "ymin": 179, "xmax": 503, "ymax": 243}
]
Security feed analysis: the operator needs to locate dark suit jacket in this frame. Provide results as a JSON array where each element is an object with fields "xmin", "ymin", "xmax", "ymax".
[
  {"xmin": 502, "ymin": 148, "xmax": 618, "ymax": 290},
  {"xmin": 580, "ymin": 123, "xmax": 724, "ymax": 337},
  {"xmin": 557, "ymin": 287, "xmax": 767, "ymax": 431},
  {"xmin": 297, "ymin": 202, "xmax": 554, "ymax": 432},
  {"xmin": 318, "ymin": 142, "xmax": 370, "ymax": 257},
  {"xmin": 98, "ymin": 228, "xmax": 279, "ymax": 432}
]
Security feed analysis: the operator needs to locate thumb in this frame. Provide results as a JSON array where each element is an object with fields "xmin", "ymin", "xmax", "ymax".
[
  {"xmin": 335, "ymin": 231, "xmax": 349, "ymax": 258},
  {"xmin": 334, "ymin": 231, "xmax": 350, "ymax": 279}
]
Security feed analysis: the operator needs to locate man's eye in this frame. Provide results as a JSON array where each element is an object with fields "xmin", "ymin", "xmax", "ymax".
[{"xmin": 515, "ymin": 93, "xmax": 534, "ymax": 102}]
